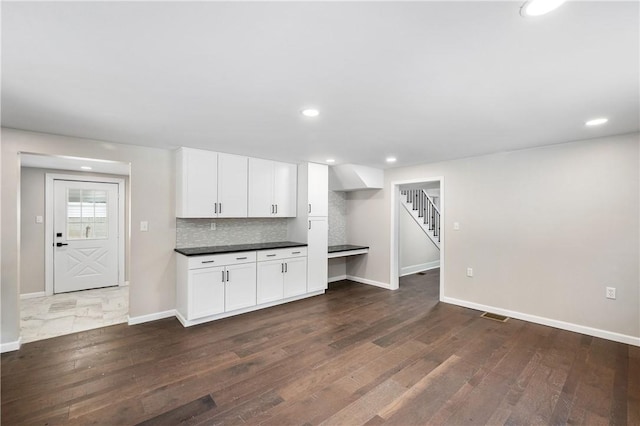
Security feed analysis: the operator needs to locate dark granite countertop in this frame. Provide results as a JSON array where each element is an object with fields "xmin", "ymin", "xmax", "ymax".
[
  {"xmin": 328, "ymin": 244, "xmax": 369, "ymax": 253},
  {"xmin": 175, "ymin": 241, "xmax": 307, "ymax": 256}
]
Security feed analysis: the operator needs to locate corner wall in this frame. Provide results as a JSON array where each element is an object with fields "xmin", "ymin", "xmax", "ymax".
[
  {"xmin": 1, "ymin": 128, "xmax": 176, "ymax": 347},
  {"xmin": 346, "ymin": 133, "xmax": 640, "ymax": 342}
]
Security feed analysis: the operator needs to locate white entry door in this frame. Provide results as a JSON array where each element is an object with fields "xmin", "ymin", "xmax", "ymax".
[{"xmin": 53, "ymin": 180, "xmax": 119, "ymax": 293}]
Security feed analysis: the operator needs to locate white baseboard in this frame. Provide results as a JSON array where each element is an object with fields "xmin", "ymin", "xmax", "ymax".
[
  {"xmin": 20, "ymin": 291, "xmax": 46, "ymax": 300},
  {"xmin": 1, "ymin": 337, "xmax": 22, "ymax": 353},
  {"xmin": 328, "ymin": 274, "xmax": 347, "ymax": 283},
  {"xmin": 400, "ymin": 261, "xmax": 440, "ymax": 277},
  {"xmin": 346, "ymin": 275, "xmax": 393, "ymax": 290},
  {"xmin": 128, "ymin": 309, "xmax": 176, "ymax": 326},
  {"xmin": 442, "ymin": 296, "xmax": 640, "ymax": 347}
]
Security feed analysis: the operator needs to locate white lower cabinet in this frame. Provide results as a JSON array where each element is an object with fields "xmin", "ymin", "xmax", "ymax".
[
  {"xmin": 188, "ymin": 266, "xmax": 225, "ymax": 320},
  {"xmin": 283, "ymin": 256, "xmax": 307, "ymax": 298},
  {"xmin": 177, "ymin": 246, "xmax": 316, "ymax": 326},
  {"xmin": 224, "ymin": 262, "xmax": 257, "ymax": 311},
  {"xmin": 257, "ymin": 248, "xmax": 308, "ymax": 303},
  {"xmin": 257, "ymin": 259, "xmax": 285, "ymax": 304}
]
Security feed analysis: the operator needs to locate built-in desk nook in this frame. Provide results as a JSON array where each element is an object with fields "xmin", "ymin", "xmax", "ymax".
[{"xmin": 328, "ymin": 244, "xmax": 369, "ymax": 258}]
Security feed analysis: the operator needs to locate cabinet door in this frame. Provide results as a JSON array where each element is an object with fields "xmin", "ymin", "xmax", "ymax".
[
  {"xmin": 188, "ymin": 266, "xmax": 225, "ymax": 320},
  {"xmin": 283, "ymin": 256, "xmax": 307, "ymax": 298},
  {"xmin": 307, "ymin": 163, "xmax": 328, "ymax": 217},
  {"xmin": 218, "ymin": 153, "xmax": 248, "ymax": 218},
  {"xmin": 225, "ymin": 262, "xmax": 257, "ymax": 311},
  {"xmin": 248, "ymin": 158, "xmax": 274, "ymax": 217},
  {"xmin": 273, "ymin": 161, "xmax": 297, "ymax": 217},
  {"xmin": 256, "ymin": 259, "xmax": 284, "ymax": 304},
  {"xmin": 307, "ymin": 217, "xmax": 328, "ymax": 292},
  {"xmin": 177, "ymin": 148, "xmax": 218, "ymax": 218}
]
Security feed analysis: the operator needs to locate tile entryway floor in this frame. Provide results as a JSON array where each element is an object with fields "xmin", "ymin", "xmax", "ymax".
[{"xmin": 20, "ymin": 286, "xmax": 128, "ymax": 343}]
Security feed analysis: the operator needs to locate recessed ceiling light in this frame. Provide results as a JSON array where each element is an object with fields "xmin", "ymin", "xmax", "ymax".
[
  {"xmin": 520, "ymin": 0, "xmax": 566, "ymax": 17},
  {"xmin": 326, "ymin": 158, "xmax": 335, "ymax": 164},
  {"xmin": 81, "ymin": 166, "xmax": 92, "ymax": 170},
  {"xmin": 585, "ymin": 118, "xmax": 608, "ymax": 126},
  {"xmin": 301, "ymin": 109, "xmax": 319, "ymax": 117},
  {"xmin": 386, "ymin": 157, "xmax": 397, "ymax": 163}
]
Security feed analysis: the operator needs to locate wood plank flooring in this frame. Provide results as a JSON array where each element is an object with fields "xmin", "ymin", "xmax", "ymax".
[{"xmin": 2, "ymin": 270, "xmax": 638, "ymax": 425}]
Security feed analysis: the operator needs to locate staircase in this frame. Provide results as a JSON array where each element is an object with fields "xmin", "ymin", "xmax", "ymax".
[{"xmin": 400, "ymin": 189, "xmax": 441, "ymax": 250}]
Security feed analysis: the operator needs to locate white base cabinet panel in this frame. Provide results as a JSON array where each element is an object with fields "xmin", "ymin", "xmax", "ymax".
[{"xmin": 177, "ymin": 247, "xmax": 318, "ymax": 327}]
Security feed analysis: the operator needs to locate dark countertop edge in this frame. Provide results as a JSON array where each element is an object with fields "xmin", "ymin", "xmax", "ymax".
[
  {"xmin": 175, "ymin": 241, "xmax": 307, "ymax": 256},
  {"xmin": 328, "ymin": 245, "xmax": 370, "ymax": 253}
]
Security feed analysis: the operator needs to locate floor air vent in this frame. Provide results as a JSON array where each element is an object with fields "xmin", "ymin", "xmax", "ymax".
[{"xmin": 481, "ymin": 312, "xmax": 509, "ymax": 322}]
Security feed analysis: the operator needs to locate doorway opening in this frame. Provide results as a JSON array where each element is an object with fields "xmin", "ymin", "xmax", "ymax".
[
  {"xmin": 19, "ymin": 153, "xmax": 131, "ymax": 343},
  {"xmin": 390, "ymin": 177, "xmax": 444, "ymax": 299}
]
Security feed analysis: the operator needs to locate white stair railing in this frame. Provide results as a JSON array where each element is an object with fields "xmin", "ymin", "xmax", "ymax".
[{"xmin": 400, "ymin": 189, "xmax": 440, "ymax": 248}]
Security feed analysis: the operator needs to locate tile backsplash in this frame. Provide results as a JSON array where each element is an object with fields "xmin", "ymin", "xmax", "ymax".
[
  {"xmin": 176, "ymin": 218, "xmax": 288, "ymax": 248},
  {"xmin": 328, "ymin": 191, "xmax": 347, "ymax": 246}
]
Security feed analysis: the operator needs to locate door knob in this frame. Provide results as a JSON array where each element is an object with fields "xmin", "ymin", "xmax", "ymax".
[{"xmin": 56, "ymin": 242, "xmax": 69, "ymax": 247}]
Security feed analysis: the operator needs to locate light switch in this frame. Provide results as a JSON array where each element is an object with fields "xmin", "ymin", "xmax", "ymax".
[
  {"xmin": 140, "ymin": 221, "xmax": 149, "ymax": 232},
  {"xmin": 35, "ymin": 216, "xmax": 43, "ymax": 224},
  {"xmin": 453, "ymin": 222, "xmax": 460, "ymax": 230}
]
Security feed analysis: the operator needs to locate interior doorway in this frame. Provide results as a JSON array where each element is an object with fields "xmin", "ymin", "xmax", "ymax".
[
  {"xmin": 390, "ymin": 177, "xmax": 444, "ymax": 298},
  {"xmin": 19, "ymin": 153, "xmax": 131, "ymax": 343}
]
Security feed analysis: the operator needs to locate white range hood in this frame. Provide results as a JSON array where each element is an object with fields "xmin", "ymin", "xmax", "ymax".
[{"xmin": 329, "ymin": 164, "xmax": 383, "ymax": 192}]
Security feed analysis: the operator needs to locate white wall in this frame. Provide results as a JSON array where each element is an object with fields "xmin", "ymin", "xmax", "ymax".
[
  {"xmin": 346, "ymin": 133, "xmax": 640, "ymax": 342},
  {"xmin": 2, "ymin": 128, "xmax": 176, "ymax": 346},
  {"xmin": 399, "ymin": 204, "xmax": 439, "ymax": 275}
]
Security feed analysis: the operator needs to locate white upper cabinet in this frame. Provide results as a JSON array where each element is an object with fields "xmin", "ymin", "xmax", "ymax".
[
  {"xmin": 176, "ymin": 148, "xmax": 218, "ymax": 218},
  {"xmin": 248, "ymin": 158, "xmax": 297, "ymax": 217},
  {"xmin": 176, "ymin": 148, "xmax": 248, "ymax": 218},
  {"xmin": 307, "ymin": 163, "xmax": 328, "ymax": 217},
  {"xmin": 217, "ymin": 153, "xmax": 248, "ymax": 218}
]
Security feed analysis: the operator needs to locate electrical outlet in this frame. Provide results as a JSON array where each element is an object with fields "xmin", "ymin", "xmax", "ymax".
[
  {"xmin": 454, "ymin": 222, "xmax": 460, "ymax": 230},
  {"xmin": 140, "ymin": 221, "xmax": 148, "ymax": 232},
  {"xmin": 606, "ymin": 287, "xmax": 616, "ymax": 299},
  {"xmin": 466, "ymin": 267, "xmax": 473, "ymax": 277},
  {"xmin": 210, "ymin": 222, "xmax": 216, "ymax": 230}
]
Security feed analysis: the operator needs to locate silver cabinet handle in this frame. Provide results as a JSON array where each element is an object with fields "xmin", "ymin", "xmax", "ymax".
[
  {"xmin": 275, "ymin": 204, "xmax": 278, "ymax": 214},
  {"xmin": 308, "ymin": 204, "xmax": 311, "ymax": 213},
  {"xmin": 292, "ymin": 251, "xmax": 301, "ymax": 254},
  {"xmin": 271, "ymin": 204, "xmax": 274, "ymax": 214},
  {"xmin": 236, "ymin": 257, "xmax": 247, "ymax": 260},
  {"xmin": 281, "ymin": 263, "xmax": 284, "ymax": 273},
  {"xmin": 285, "ymin": 262, "xmax": 288, "ymax": 273},
  {"xmin": 214, "ymin": 203, "xmax": 217, "ymax": 214},
  {"xmin": 266, "ymin": 254, "xmax": 276, "ymax": 257},
  {"xmin": 221, "ymin": 270, "xmax": 225, "ymax": 282},
  {"xmin": 202, "ymin": 260, "xmax": 215, "ymax": 264},
  {"xmin": 308, "ymin": 220, "xmax": 311, "ymax": 230},
  {"xmin": 226, "ymin": 270, "xmax": 229, "ymax": 281},
  {"xmin": 219, "ymin": 203, "xmax": 222, "ymax": 214}
]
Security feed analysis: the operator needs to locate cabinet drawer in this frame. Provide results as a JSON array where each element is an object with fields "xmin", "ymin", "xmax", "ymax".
[
  {"xmin": 257, "ymin": 247, "xmax": 307, "ymax": 261},
  {"xmin": 188, "ymin": 251, "xmax": 257, "ymax": 269}
]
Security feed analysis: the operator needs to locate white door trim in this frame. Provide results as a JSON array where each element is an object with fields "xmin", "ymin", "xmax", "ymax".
[
  {"xmin": 45, "ymin": 173, "xmax": 125, "ymax": 296},
  {"xmin": 390, "ymin": 177, "xmax": 445, "ymax": 299}
]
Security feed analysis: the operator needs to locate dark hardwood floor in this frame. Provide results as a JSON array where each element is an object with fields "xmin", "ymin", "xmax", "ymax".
[{"xmin": 2, "ymin": 269, "xmax": 638, "ymax": 425}]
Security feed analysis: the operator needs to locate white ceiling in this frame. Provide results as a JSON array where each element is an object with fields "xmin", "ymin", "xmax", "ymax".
[{"xmin": 2, "ymin": 1, "xmax": 638, "ymax": 169}]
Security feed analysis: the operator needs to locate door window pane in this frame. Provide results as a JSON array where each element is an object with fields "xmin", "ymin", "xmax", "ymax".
[{"xmin": 66, "ymin": 189, "xmax": 108, "ymax": 240}]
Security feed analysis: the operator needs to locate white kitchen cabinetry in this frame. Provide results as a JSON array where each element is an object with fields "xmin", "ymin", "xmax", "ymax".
[
  {"xmin": 176, "ymin": 148, "xmax": 248, "ymax": 218},
  {"xmin": 176, "ymin": 251, "xmax": 256, "ymax": 321},
  {"xmin": 307, "ymin": 217, "xmax": 328, "ymax": 292},
  {"xmin": 224, "ymin": 262, "xmax": 257, "ymax": 311},
  {"xmin": 248, "ymin": 158, "xmax": 297, "ymax": 217},
  {"xmin": 257, "ymin": 247, "xmax": 307, "ymax": 303},
  {"xmin": 307, "ymin": 162, "xmax": 328, "ymax": 217},
  {"xmin": 188, "ymin": 266, "xmax": 225, "ymax": 320}
]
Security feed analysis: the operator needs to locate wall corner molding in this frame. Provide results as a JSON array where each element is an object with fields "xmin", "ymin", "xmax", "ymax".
[
  {"xmin": 127, "ymin": 310, "xmax": 176, "ymax": 326},
  {"xmin": 1, "ymin": 337, "xmax": 22, "ymax": 353}
]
